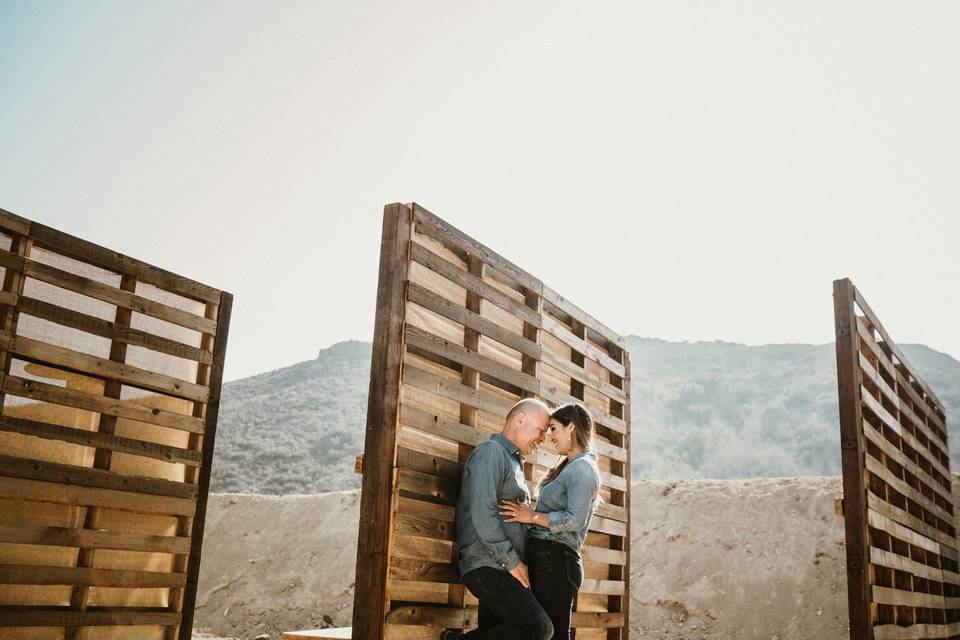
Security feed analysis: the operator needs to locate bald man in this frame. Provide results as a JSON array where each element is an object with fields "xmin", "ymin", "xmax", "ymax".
[{"xmin": 446, "ymin": 398, "xmax": 554, "ymax": 640}]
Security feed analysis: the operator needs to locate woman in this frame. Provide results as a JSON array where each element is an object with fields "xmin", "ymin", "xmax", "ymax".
[{"xmin": 499, "ymin": 402, "xmax": 601, "ymax": 640}]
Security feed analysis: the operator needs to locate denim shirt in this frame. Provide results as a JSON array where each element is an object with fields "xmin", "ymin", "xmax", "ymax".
[
  {"xmin": 528, "ymin": 452, "xmax": 600, "ymax": 553},
  {"xmin": 457, "ymin": 434, "xmax": 530, "ymax": 576}
]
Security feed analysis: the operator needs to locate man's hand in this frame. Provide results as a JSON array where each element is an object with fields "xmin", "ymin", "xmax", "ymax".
[{"xmin": 509, "ymin": 560, "xmax": 531, "ymax": 589}]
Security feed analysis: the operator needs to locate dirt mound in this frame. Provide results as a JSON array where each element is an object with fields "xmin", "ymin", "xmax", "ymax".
[{"xmin": 194, "ymin": 477, "xmax": 850, "ymax": 639}]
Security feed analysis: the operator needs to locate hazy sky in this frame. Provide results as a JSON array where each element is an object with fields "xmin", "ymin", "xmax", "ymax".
[{"xmin": 1, "ymin": 1, "xmax": 957, "ymax": 381}]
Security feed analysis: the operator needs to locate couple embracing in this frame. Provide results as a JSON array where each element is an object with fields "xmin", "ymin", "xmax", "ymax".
[{"xmin": 443, "ymin": 398, "xmax": 600, "ymax": 640}]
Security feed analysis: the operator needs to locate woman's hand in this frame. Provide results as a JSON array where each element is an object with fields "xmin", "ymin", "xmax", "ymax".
[{"xmin": 500, "ymin": 499, "xmax": 536, "ymax": 524}]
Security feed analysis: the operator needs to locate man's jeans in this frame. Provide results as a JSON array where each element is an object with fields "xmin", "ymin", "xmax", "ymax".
[{"xmin": 460, "ymin": 566, "xmax": 554, "ymax": 640}]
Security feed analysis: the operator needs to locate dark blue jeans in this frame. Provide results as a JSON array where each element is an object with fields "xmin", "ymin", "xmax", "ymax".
[
  {"xmin": 461, "ymin": 566, "xmax": 554, "ymax": 640},
  {"xmin": 527, "ymin": 538, "xmax": 584, "ymax": 640}
]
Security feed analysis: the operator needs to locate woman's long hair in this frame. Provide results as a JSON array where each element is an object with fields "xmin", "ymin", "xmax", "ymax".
[{"xmin": 538, "ymin": 402, "xmax": 595, "ymax": 490}]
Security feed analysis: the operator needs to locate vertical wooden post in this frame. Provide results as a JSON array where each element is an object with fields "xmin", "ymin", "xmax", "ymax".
[
  {"xmin": 606, "ymin": 344, "xmax": 628, "ymax": 640},
  {"xmin": 834, "ymin": 278, "xmax": 872, "ymax": 640},
  {"xmin": 66, "ymin": 273, "xmax": 138, "ymax": 640},
  {"xmin": 352, "ymin": 203, "xmax": 412, "ymax": 640},
  {"xmin": 177, "ymin": 291, "xmax": 233, "ymax": 640},
  {"xmin": 450, "ymin": 255, "xmax": 483, "ymax": 617}
]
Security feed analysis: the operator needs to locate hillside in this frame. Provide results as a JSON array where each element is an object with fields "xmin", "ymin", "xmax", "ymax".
[{"xmin": 210, "ymin": 338, "xmax": 960, "ymax": 494}]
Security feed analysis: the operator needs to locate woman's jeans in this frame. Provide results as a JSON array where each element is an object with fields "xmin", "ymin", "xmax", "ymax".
[
  {"xmin": 527, "ymin": 537, "xmax": 584, "ymax": 640},
  {"xmin": 461, "ymin": 566, "xmax": 553, "ymax": 640}
]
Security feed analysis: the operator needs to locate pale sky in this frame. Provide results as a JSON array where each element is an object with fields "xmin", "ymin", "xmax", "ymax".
[{"xmin": 1, "ymin": 1, "xmax": 957, "ymax": 381}]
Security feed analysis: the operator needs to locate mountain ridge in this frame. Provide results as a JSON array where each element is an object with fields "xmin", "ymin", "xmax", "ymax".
[{"xmin": 210, "ymin": 337, "xmax": 960, "ymax": 494}]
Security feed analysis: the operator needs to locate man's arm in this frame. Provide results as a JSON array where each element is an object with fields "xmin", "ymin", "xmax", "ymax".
[{"xmin": 464, "ymin": 444, "xmax": 522, "ymax": 571}]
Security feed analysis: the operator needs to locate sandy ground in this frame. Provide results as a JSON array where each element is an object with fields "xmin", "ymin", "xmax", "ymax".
[{"xmin": 192, "ymin": 477, "xmax": 850, "ymax": 639}]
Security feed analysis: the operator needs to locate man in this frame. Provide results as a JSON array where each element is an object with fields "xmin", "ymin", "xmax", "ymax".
[{"xmin": 443, "ymin": 398, "xmax": 554, "ymax": 640}]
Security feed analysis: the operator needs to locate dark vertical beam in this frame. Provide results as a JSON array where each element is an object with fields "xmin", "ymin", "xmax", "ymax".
[
  {"xmin": 620, "ymin": 349, "xmax": 632, "ymax": 640},
  {"xmin": 834, "ymin": 278, "xmax": 872, "ymax": 640},
  {"xmin": 352, "ymin": 203, "xmax": 412, "ymax": 640},
  {"xmin": 66, "ymin": 273, "xmax": 138, "ymax": 640},
  {"xmin": 178, "ymin": 290, "xmax": 233, "ymax": 640}
]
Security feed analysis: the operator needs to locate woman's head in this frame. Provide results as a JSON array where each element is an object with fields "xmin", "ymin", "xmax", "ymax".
[{"xmin": 548, "ymin": 402, "xmax": 594, "ymax": 456}]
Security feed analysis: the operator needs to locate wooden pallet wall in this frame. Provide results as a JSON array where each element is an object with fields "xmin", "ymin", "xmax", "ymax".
[
  {"xmin": 834, "ymin": 279, "xmax": 957, "ymax": 640},
  {"xmin": 353, "ymin": 203, "xmax": 631, "ymax": 640},
  {"xmin": 0, "ymin": 207, "xmax": 232, "ymax": 640}
]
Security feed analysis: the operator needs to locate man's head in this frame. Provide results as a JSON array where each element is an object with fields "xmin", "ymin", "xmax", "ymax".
[{"xmin": 501, "ymin": 398, "xmax": 551, "ymax": 456}]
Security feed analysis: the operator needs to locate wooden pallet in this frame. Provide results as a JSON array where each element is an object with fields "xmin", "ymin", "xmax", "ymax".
[
  {"xmin": 0, "ymin": 206, "xmax": 232, "ymax": 640},
  {"xmin": 834, "ymin": 279, "xmax": 957, "ymax": 640},
  {"xmin": 353, "ymin": 204, "xmax": 631, "ymax": 640}
]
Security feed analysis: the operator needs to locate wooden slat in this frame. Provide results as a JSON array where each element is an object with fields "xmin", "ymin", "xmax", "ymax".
[
  {"xmin": 589, "ymin": 515, "xmax": 627, "ymax": 537},
  {"xmin": 0, "ymin": 606, "xmax": 180, "ymax": 626},
  {"xmin": 17, "ymin": 296, "xmax": 213, "ymax": 365},
  {"xmin": 571, "ymin": 612, "xmax": 626, "ymax": 628},
  {"xmin": 405, "ymin": 325, "xmax": 539, "ymax": 395},
  {"xmin": 389, "ymin": 558, "xmax": 459, "ymax": 584},
  {"xmin": 0, "ymin": 207, "xmax": 32, "ymax": 236},
  {"xmin": 412, "ymin": 203, "xmax": 542, "ymax": 295},
  {"xmin": 861, "ymin": 387, "xmax": 951, "ymax": 481},
  {"xmin": 29, "ymin": 223, "xmax": 221, "ymax": 304},
  {"xmin": 407, "ymin": 282, "xmax": 539, "ymax": 360},
  {"xmin": 397, "ymin": 447, "xmax": 462, "ymax": 481},
  {"xmin": 400, "ymin": 405, "xmax": 489, "ymax": 450},
  {"xmin": 0, "ymin": 414, "xmax": 202, "ymax": 466},
  {"xmin": 864, "ymin": 455, "xmax": 953, "ymax": 525},
  {"xmin": 0, "ymin": 332, "xmax": 209, "ymax": 402},
  {"xmin": 386, "ymin": 606, "xmax": 473, "ymax": 628},
  {"xmin": 867, "ymin": 509, "xmax": 941, "ymax": 555},
  {"xmin": 872, "ymin": 585, "xmax": 945, "ymax": 609},
  {"xmin": 0, "ymin": 564, "xmax": 187, "ymax": 588},
  {"xmin": 579, "ymin": 578, "xmax": 625, "ymax": 595},
  {"xmin": 874, "ymin": 622, "xmax": 960, "ymax": 640},
  {"xmin": 867, "ymin": 493, "xmax": 957, "ymax": 550},
  {"xmin": 540, "ymin": 349, "xmax": 627, "ymax": 404},
  {"xmin": 409, "ymin": 242, "xmax": 541, "ymax": 329},
  {"xmin": 0, "ymin": 454, "xmax": 197, "ymax": 500},
  {"xmin": 580, "ymin": 545, "xmax": 627, "ymax": 566},
  {"xmin": 853, "ymin": 287, "xmax": 944, "ymax": 408},
  {"xmin": 862, "ymin": 419, "xmax": 953, "ymax": 506},
  {"xmin": 21, "ymin": 253, "xmax": 216, "ymax": 334},
  {"xmin": 0, "ymin": 476, "xmax": 196, "ymax": 516},
  {"xmin": 3, "ymin": 374, "xmax": 206, "ymax": 434},
  {"xmin": 402, "ymin": 362, "xmax": 514, "ymax": 417},
  {"xmin": 541, "ymin": 314, "xmax": 625, "ymax": 378},
  {"xmin": 541, "ymin": 285, "xmax": 626, "ymax": 350},
  {"xmin": 0, "ymin": 523, "xmax": 191, "ymax": 554},
  {"xmin": 869, "ymin": 547, "xmax": 948, "ymax": 584}
]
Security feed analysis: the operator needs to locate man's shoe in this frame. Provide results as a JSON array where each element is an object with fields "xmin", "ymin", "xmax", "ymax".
[{"xmin": 439, "ymin": 630, "xmax": 461, "ymax": 640}]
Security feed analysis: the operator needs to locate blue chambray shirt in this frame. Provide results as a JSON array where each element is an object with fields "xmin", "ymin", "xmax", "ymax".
[
  {"xmin": 528, "ymin": 451, "xmax": 600, "ymax": 553},
  {"xmin": 457, "ymin": 433, "xmax": 530, "ymax": 576}
]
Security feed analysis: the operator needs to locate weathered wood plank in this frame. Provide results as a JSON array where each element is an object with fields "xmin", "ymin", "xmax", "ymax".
[
  {"xmin": 0, "ymin": 414, "xmax": 202, "ymax": 466},
  {"xmin": 407, "ymin": 282, "xmax": 539, "ymax": 360},
  {"xmin": 3, "ymin": 374, "xmax": 205, "ymax": 434},
  {"xmin": 405, "ymin": 325, "xmax": 539, "ymax": 395},
  {"xmin": 29, "ymin": 222, "xmax": 221, "ymax": 304},
  {"xmin": 17, "ymin": 296, "xmax": 213, "ymax": 364},
  {"xmin": 0, "ymin": 523, "xmax": 191, "ymax": 554},
  {"xmin": 0, "ymin": 476, "xmax": 196, "ymax": 515},
  {"xmin": 0, "ymin": 454, "xmax": 197, "ymax": 499},
  {"xmin": 0, "ymin": 606, "xmax": 180, "ymax": 626},
  {"xmin": 0, "ymin": 564, "xmax": 187, "ymax": 588},
  {"xmin": 410, "ymin": 243, "xmax": 541, "ymax": 329},
  {"xmin": 0, "ymin": 331, "xmax": 209, "ymax": 402}
]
